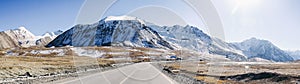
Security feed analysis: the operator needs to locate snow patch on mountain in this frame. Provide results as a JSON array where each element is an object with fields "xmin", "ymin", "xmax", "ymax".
[
  {"xmin": 248, "ymin": 57, "xmax": 272, "ymax": 62},
  {"xmin": 30, "ymin": 49, "xmax": 65, "ymax": 56},
  {"xmin": 104, "ymin": 16, "xmax": 146, "ymax": 25},
  {"xmin": 71, "ymin": 47, "xmax": 104, "ymax": 57}
]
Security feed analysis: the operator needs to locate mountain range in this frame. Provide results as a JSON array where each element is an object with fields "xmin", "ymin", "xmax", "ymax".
[
  {"xmin": 46, "ymin": 16, "xmax": 294, "ymax": 62},
  {"xmin": 0, "ymin": 27, "xmax": 62, "ymax": 49},
  {"xmin": 0, "ymin": 16, "xmax": 296, "ymax": 62}
]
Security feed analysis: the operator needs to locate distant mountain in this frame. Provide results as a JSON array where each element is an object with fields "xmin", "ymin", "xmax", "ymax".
[
  {"xmin": 0, "ymin": 27, "xmax": 37, "ymax": 49},
  {"xmin": 0, "ymin": 27, "xmax": 61, "ymax": 49},
  {"xmin": 286, "ymin": 50, "xmax": 300, "ymax": 60},
  {"xmin": 41, "ymin": 30, "xmax": 63, "ymax": 39},
  {"xmin": 148, "ymin": 24, "xmax": 247, "ymax": 61},
  {"xmin": 46, "ymin": 16, "xmax": 175, "ymax": 49},
  {"xmin": 231, "ymin": 38, "xmax": 294, "ymax": 62}
]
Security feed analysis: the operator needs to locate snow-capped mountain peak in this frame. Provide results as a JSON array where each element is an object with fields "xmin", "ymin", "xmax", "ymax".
[
  {"xmin": 39, "ymin": 30, "xmax": 63, "ymax": 39},
  {"xmin": 244, "ymin": 37, "xmax": 270, "ymax": 44},
  {"xmin": 43, "ymin": 32, "xmax": 54, "ymax": 37},
  {"xmin": 103, "ymin": 15, "xmax": 146, "ymax": 25},
  {"xmin": 17, "ymin": 26, "xmax": 28, "ymax": 31},
  {"xmin": 11, "ymin": 26, "xmax": 36, "ymax": 39}
]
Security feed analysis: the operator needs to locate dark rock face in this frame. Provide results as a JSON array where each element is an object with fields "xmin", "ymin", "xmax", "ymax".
[{"xmin": 94, "ymin": 22, "xmax": 115, "ymax": 46}]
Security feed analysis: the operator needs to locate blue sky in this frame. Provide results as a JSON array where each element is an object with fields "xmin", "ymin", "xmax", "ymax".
[
  {"xmin": 76, "ymin": 0, "xmax": 207, "ymax": 32},
  {"xmin": 0, "ymin": 0, "xmax": 84, "ymax": 35},
  {"xmin": 1, "ymin": 0, "xmax": 300, "ymax": 50},
  {"xmin": 211, "ymin": 0, "xmax": 300, "ymax": 50}
]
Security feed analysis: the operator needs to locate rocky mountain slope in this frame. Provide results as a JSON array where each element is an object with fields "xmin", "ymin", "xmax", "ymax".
[
  {"xmin": 46, "ymin": 16, "xmax": 175, "ymax": 50},
  {"xmin": 0, "ymin": 31, "xmax": 20, "ymax": 49},
  {"xmin": 231, "ymin": 38, "xmax": 294, "ymax": 62},
  {"xmin": 286, "ymin": 50, "xmax": 300, "ymax": 60},
  {"xmin": 148, "ymin": 24, "xmax": 246, "ymax": 61}
]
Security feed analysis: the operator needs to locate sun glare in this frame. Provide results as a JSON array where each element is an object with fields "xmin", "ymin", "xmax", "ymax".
[
  {"xmin": 236, "ymin": 0, "xmax": 261, "ymax": 7},
  {"xmin": 232, "ymin": 0, "xmax": 261, "ymax": 14}
]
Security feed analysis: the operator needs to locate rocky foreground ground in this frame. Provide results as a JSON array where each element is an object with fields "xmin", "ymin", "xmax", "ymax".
[
  {"xmin": 159, "ymin": 61, "xmax": 300, "ymax": 84},
  {"xmin": 0, "ymin": 55, "xmax": 123, "ymax": 83}
]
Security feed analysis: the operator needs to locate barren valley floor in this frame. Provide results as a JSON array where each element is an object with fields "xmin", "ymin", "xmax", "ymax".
[{"xmin": 0, "ymin": 47, "xmax": 299, "ymax": 84}]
